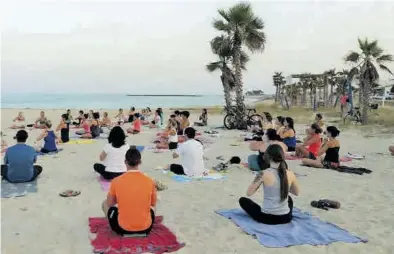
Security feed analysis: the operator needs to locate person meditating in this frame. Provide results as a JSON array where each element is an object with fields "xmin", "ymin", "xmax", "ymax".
[
  {"xmin": 56, "ymin": 114, "xmax": 70, "ymax": 143},
  {"xmin": 102, "ymin": 148, "xmax": 156, "ymax": 235},
  {"xmin": 1, "ymin": 130, "xmax": 43, "ymax": 183},
  {"xmin": 94, "ymin": 126, "xmax": 129, "ymax": 180},
  {"xmin": 278, "ymin": 117, "xmax": 296, "ymax": 152},
  {"xmin": 239, "ymin": 144, "xmax": 299, "ymax": 225},
  {"xmin": 72, "ymin": 110, "xmax": 84, "ymax": 126},
  {"xmin": 115, "ymin": 108, "xmax": 125, "ymax": 125},
  {"xmin": 302, "ymin": 126, "xmax": 341, "ymax": 169},
  {"xmin": 295, "ymin": 123, "xmax": 322, "ymax": 159},
  {"xmin": 247, "ymin": 129, "xmax": 288, "ymax": 171},
  {"xmin": 314, "ymin": 113, "xmax": 324, "ymax": 128},
  {"xmin": 156, "ymin": 119, "xmax": 178, "ymax": 150},
  {"xmin": 168, "ymin": 127, "xmax": 205, "ymax": 176},
  {"xmin": 126, "ymin": 113, "xmax": 142, "ymax": 134},
  {"xmin": 178, "ymin": 111, "xmax": 191, "ymax": 135},
  {"xmin": 101, "ymin": 112, "xmax": 112, "ymax": 129},
  {"xmin": 28, "ymin": 111, "xmax": 48, "ymax": 129},
  {"xmin": 66, "ymin": 109, "xmax": 73, "ymax": 124},
  {"xmin": 149, "ymin": 110, "xmax": 162, "ymax": 128},
  {"xmin": 11, "ymin": 112, "xmax": 26, "ymax": 129},
  {"xmin": 35, "ymin": 121, "xmax": 58, "ymax": 153},
  {"xmin": 194, "ymin": 109, "xmax": 208, "ymax": 126}
]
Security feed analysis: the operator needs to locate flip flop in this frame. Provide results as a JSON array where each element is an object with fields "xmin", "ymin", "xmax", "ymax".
[{"xmin": 59, "ymin": 190, "xmax": 81, "ymax": 197}]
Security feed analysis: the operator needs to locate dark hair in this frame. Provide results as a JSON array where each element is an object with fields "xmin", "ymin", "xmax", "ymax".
[
  {"xmin": 15, "ymin": 130, "xmax": 28, "ymax": 142},
  {"xmin": 174, "ymin": 110, "xmax": 180, "ymax": 115},
  {"xmin": 184, "ymin": 127, "xmax": 196, "ymax": 139},
  {"xmin": 45, "ymin": 121, "xmax": 53, "ymax": 128},
  {"xmin": 202, "ymin": 109, "xmax": 207, "ymax": 115},
  {"xmin": 266, "ymin": 128, "xmax": 281, "ymax": 141},
  {"xmin": 131, "ymin": 107, "xmax": 135, "ymax": 111},
  {"xmin": 264, "ymin": 144, "xmax": 288, "ymax": 201},
  {"xmin": 170, "ymin": 114, "xmax": 176, "ymax": 118},
  {"xmin": 285, "ymin": 117, "xmax": 295, "ymax": 132},
  {"xmin": 276, "ymin": 116, "xmax": 284, "ymax": 125},
  {"xmin": 310, "ymin": 123, "xmax": 322, "ymax": 134},
  {"xmin": 108, "ymin": 126, "xmax": 126, "ymax": 148},
  {"xmin": 119, "ymin": 108, "xmax": 123, "ymax": 112},
  {"xmin": 93, "ymin": 112, "xmax": 100, "ymax": 119},
  {"xmin": 155, "ymin": 109, "xmax": 160, "ymax": 114},
  {"xmin": 125, "ymin": 148, "xmax": 141, "ymax": 167},
  {"xmin": 182, "ymin": 111, "xmax": 190, "ymax": 118},
  {"xmin": 316, "ymin": 113, "xmax": 323, "ymax": 120},
  {"xmin": 67, "ymin": 109, "xmax": 71, "ymax": 112},
  {"xmin": 83, "ymin": 113, "xmax": 89, "ymax": 119},
  {"xmin": 147, "ymin": 107, "xmax": 151, "ymax": 112},
  {"xmin": 61, "ymin": 114, "xmax": 69, "ymax": 121},
  {"xmin": 326, "ymin": 126, "xmax": 340, "ymax": 137},
  {"xmin": 264, "ymin": 112, "xmax": 273, "ymax": 122},
  {"xmin": 79, "ymin": 110, "xmax": 84, "ymax": 114},
  {"xmin": 134, "ymin": 113, "xmax": 140, "ymax": 118}
]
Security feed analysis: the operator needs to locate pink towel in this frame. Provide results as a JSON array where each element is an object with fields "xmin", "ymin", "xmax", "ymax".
[{"xmin": 99, "ymin": 177, "xmax": 111, "ymax": 191}]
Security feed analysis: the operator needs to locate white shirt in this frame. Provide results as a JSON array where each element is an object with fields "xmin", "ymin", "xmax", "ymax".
[
  {"xmin": 102, "ymin": 143, "xmax": 129, "ymax": 173},
  {"xmin": 168, "ymin": 128, "xmax": 178, "ymax": 143},
  {"xmin": 176, "ymin": 139, "xmax": 205, "ymax": 177}
]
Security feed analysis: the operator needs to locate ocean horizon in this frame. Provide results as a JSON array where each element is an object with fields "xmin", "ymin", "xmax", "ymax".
[{"xmin": 0, "ymin": 93, "xmax": 225, "ymax": 109}]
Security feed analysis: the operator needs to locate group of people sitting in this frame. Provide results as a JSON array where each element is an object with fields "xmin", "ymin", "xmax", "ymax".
[{"xmin": 248, "ymin": 113, "xmax": 343, "ymax": 171}]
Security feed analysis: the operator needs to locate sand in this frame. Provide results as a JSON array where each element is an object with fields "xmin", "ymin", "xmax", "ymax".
[{"xmin": 1, "ymin": 108, "xmax": 394, "ymax": 254}]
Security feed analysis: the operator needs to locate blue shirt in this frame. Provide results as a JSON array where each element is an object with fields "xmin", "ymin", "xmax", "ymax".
[{"xmin": 4, "ymin": 143, "xmax": 37, "ymax": 183}]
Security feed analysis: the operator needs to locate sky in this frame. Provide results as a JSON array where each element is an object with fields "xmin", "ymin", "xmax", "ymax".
[{"xmin": 1, "ymin": 0, "xmax": 394, "ymax": 94}]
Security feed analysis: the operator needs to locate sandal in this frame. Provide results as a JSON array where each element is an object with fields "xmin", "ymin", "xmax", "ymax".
[
  {"xmin": 59, "ymin": 190, "xmax": 81, "ymax": 197},
  {"xmin": 154, "ymin": 180, "xmax": 167, "ymax": 191}
]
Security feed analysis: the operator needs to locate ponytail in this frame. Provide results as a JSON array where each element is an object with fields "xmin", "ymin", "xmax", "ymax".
[{"xmin": 278, "ymin": 160, "xmax": 289, "ymax": 201}]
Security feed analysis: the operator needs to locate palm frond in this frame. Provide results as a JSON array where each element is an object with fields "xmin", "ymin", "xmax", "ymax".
[
  {"xmin": 228, "ymin": 2, "xmax": 254, "ymax": 25},
  {"xmin": 210, "ymin": 35, "xmax": 232, "ymax": 57},
  {"xmin": 206, "ymin": 61, "xmax": 223, "ymax": 72},
  {"xmin": 240, "ymin": 50, "xmax": 250, "ymax": 70},
  {"xmin": 370, "ymin": 46, "xmax": 383, "ymax": 58},
  {"xmin": 345, "ymin": 51, "xmax": 360, "ymax": 63},
  {"xmin": 379, "ymin": 64, "xmax": 393, "ymax": 75},
  {"xmin": 217, "ymin": 9, "xmax": 230, "ymax": 22},
  {"xmin": 376, "ymin": 54, "xmax": 393, "ymax": 63},
  {"xmin": 358, "ymin": 38, "xmax": 366, "ymax": 52},
  {"xmin": 245, "ymin": 30, "xmax": 266, "ymax": 52},
  {"xmin": 212, "ymin": 19, "xmax": 231, "ymax": 32}
]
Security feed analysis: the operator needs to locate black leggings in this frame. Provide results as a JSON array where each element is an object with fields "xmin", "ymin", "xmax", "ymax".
[
  {"xmin": 93, "ymin": 163, "xmax": 124, "ymax": 180},
  {"xmin": 1, "ymin": 165, "xmax": 43, "ymax": 183},
  {"xmin": 239, "ymin": 196, "xmax": 293, "ymax": 225},
  {"xmin": 169, "ymin": 164, "xmax": 185, "ymax": 175},
  {"xmin": 108, "ymin": 207, "xmax": 155, "ymax": 235}
]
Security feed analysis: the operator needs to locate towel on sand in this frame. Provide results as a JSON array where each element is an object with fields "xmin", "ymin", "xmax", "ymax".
[
  {"xmin": 1, "ymin": 180, "xmax": 37, "ymax": 198},
  {"xmin": 98, "ymin": 177, "xmax": 111, "ymax": 191},
  {"xmin": 162, "ymin": 170, "xmax": 226, "ymax": 183},
  {"xmin": 64, "ymin": 139, "xmax": 96, "ymax": 145},
  {"xmin": 285, "ymin": 154, "xmax": 352, "ymax": 162},
  {"xmin": 89, "ymin": 216, "xmax": 184, "ymax": 254},
  {"xmin": 215, "ymin": 207, "xmax": 366, "ymax": 248}
]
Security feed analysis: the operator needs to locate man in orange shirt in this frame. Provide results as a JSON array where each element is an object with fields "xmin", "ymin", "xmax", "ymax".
[{"xmin": 102, "ymin": 148, "xmax": 157, "ymax": 235}]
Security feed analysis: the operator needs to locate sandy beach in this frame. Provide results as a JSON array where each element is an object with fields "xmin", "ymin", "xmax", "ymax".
[{"xmin": 1, "ymin": 108, "xmax": 394, "ymax": 254}]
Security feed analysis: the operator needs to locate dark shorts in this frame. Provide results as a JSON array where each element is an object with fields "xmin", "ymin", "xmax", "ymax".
[
  {"xmin": 169, "ymin": 164, "xmax": 185, "ymax": 175},
  {"xmin": 168, "ymin": 142, "xmax": 178, "ymax": 150},
  {"xmin": 40, "ymin": 148, "xmax": 57, "ymax": 154},
  {"xmin": 107, "ymin": 207, "xmax": 155, "ymax": 236},
  {"xmin": 308, "ymin": 152, "xmax": 316, "ymax": 160},
  {"xmin": 288, "ymin": 146, "xmax": 296, "ymax": 152}
]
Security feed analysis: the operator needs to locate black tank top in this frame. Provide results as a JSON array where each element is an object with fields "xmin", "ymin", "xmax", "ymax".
[{"xmin": 61, "ymin": 124, "xmax": 70, "ymax": 143}]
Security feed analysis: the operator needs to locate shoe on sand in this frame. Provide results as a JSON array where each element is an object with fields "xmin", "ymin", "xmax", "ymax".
[{"xmin": 320, "ymin": 199, "xmax": 341, "ymax": 209}]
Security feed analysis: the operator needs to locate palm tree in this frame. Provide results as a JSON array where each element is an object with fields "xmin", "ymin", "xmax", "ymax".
[
  {"xmin": 345, "ymin": 38, "xmax": 393, "ymax": 124},
  {"xmin": 213, "ymin": 2, "xmax": 266, "ymax": 127},
  {"xmin": 273, "ymin": 72, "xmax": 286, "ymax": 103}
]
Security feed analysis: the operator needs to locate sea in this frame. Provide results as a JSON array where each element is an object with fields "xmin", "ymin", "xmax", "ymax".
[{"xmin": 0, "ymin": 93, "xmax": 225, "ymax": 109}]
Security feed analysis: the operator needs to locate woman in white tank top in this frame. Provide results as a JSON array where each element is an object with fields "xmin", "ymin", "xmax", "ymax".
[{"xmin": 156, "ymin": 119, "xmax": 178, "ymax": 150}]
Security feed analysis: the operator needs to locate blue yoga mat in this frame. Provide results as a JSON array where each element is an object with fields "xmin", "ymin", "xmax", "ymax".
[
  {"xmin": 216, "ymin": 208, "xmax": 366, "ymax": 247},
  {"xmin": 1, "ymin": 180, "xmax": 38, "ymax": 198},
  {"xmin": 171, "ymin": 174, "xmax": 226, "ymax": 183},
  {"xmin": 135, "ymin": 146, "xmax": 145, "ymax": 152},
  {"xmin": 36, "ymin": 148, "xmax": 63, "ymax": 156}
]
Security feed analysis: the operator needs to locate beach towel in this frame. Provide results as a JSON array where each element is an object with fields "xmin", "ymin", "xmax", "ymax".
[
  {"xmin": 285, "ymin": 154, "xmax": 352, "ymax": 162},
  {"xmin": 134, "ymin": 146, "xmax": 145, "ymax": 153},
  {"xmin": 89, "ymin": 216, "xmax": 184, "ymax": 254},
  {"xmin": 215, "ymin": 208, "xmax": 366, "ymax": 248},
  {"xmin": 65, "ymin": 139, "xmax": 96, "ymax": 145},
  {"xmin": 70, "ymin": 135, "xmax": 108, "ymax": 140},
  {"xmin": 36, "ymin": 148, "xmax": 63, "ymax": 156},
  {"xmin": 345, "ymin": 153, "xmax": 365, "ymax": 160},
  {"xmin": 162, "ymin": 170, "xmax": 226, "ymax": 183},
  {"xmin": 1, "ymin": 180, "xmax": 37, "ymax": 198}
]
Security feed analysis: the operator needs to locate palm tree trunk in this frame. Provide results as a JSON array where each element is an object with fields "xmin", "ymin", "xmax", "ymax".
[
  {"xmin": 302, "ymin": 88, "xmax": 307, "ymax": 106},
  {"xmin": 221, "ymin": 75, "xmax": 232, "ymax": 113},
  {"xmin": 275, "ymin": 86, "xmax": 278, "ymax": 103},
  {"xmin": 233, "ymin": 43, "xmax": 245, "ymax": 129},
  {"xmin": 330, "ymin": 84, "xmax": 334, "ymax": 106},
  {"xmin": 323, "ymin": 76, "xmax": 328, "ymax": 107}
]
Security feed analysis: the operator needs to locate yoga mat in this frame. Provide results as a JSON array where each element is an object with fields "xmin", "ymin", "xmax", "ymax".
[
  {"xmin": 162, "ymin": 170, "xmax": 226, "ymax": 183},
  {"xmin": 89, "ymin": 216, "xmax": 185, "ymax": 254},
  {"xmin": 70, "ymin": 135, "xmax": 108, "ymax": 140},
  {"xmin": 135, "ymin": 146, "xmax": 145, "ymax": 153},
  {"xmin": 65, "ymin": 139, "xmax": 96, "ymax": 145},
  {"xmin": 36, "ymin": 148, "xmax": 63, "ymax": 156},
  {"xmin": 1, "ymin": 180, "xmax": 37, "ymax": 198},
  {"xmin": 216, "ymin": 208, "xmax": 367, "ymax": 248},
  {"xmin": 285, "ymin": 154, "xmax": 353, "ymax": 162}
]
